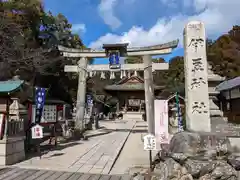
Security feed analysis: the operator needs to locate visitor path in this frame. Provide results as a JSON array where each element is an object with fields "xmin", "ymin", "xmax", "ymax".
[
  {"xmin": 13, "ymin": 120, "xmax": 136, "ymax": 174},
  {"xmin": 110, "ymin": 120, "xmax": 155, "ymax": 175},
  {"xmin": 0, "ymin": 167, "xmax": 134, "ymax": 180}
]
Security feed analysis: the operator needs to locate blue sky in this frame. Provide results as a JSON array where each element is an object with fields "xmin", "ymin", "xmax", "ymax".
[{"xmin": 43, "ymin": 0, "xmax": 240, "ymax": 64}]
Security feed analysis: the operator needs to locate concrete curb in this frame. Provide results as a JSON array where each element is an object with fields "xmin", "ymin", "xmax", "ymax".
[
  {"xmin": 108, "ymin": 122, "xmax": 136, "ymax": 174},
  {"xmin": 84, "ymin": 130, "xmax": 113, "ymax": 138}
]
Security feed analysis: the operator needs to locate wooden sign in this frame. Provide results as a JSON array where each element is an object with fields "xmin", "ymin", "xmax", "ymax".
[
  {"xmin": 31, "ymin": 124, "xmax": 43, "ymax": 139},
  {"xmin": 143, "ymin": 134, "xmax": 157, "ymax": 150}
]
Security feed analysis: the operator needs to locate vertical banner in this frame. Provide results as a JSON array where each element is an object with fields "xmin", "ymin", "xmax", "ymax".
[
  {"xmin": 86, "ymin": 94, "xmax": 93, "ymax": 106},
  {"xmin": 176, "ymin": 92, "xmax": 184, "ymax": 131},
  {"xmin": 154, "ymin": 100, "xmax": 169, "ymax": 145},
  {"xmin": 86, "ymin": 94, "xmax": 93, "ymax": 117},
  {"xmin": 35, "ymin": 87, "xmax": 46, "ymax": 124}
]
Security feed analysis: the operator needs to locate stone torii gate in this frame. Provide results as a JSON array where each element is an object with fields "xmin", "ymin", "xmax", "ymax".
[{"xmin": 58, "ymin": 40, "xmax": 179, "ymax": 136}]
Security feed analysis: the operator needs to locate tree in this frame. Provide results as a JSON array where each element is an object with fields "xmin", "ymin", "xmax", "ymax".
[
  {"xmin": 152, "ymin": 57, "xmax": 165, "ymax": 63},
  {"xmin": 125, "ymin": 56, "xmax": 142, "ymax": 64},
  {"xmin": 0, "ymin": 0, "xmax": 87, "ymax": 103},
  {"xmin": 165, "ymin": 56, "xmax": 185, "ymax": 94},
  {"xmin": 207, "ymin": 26, "xmax": 240, "ymax": 78}
]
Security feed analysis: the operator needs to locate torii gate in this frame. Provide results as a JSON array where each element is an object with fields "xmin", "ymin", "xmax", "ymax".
[{"xmin": 58, "ymin": 40, "xmax": 179, "ymax": 137}]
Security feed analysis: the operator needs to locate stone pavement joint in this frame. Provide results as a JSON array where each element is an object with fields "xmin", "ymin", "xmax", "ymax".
[
  {"xmin": 0, "ymin": 167, "xmax": 135, "ymax": 180},
  {"xmin": 13, "ymin": 119, "xmax": 136, "ymax": 174}
]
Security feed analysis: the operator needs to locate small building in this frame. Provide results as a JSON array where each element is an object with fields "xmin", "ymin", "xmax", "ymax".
[
  {"xmin": 104, "ymin": 75, "xmax": 164, "ymax": 112},
  {"xmin": 0, "ymin": 79, "xmax": 26, "ymax": 165},
  {"xmin": 216, "ymin": 76, "xmax": 240, "ymax": 123}
]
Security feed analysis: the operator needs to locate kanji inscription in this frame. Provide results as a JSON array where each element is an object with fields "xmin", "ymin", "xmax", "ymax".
[
  {"xmin": 192, "ymin": 58, "xmax": 204, "ymax": 73},
  {"xmin": 192, "ymin": 102, "xmax": 208, "ymax": 114},
  {"xmin": 191, "ymin": 77, "xmax": 206, "ymax": 89},
  {"xmin": 188, "ymin": 38, "xmax": 204, "ymax": 52}
]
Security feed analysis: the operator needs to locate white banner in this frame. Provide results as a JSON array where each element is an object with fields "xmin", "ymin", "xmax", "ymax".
[{"xmin": 154, "ymin": 100, "xmax": 169, "ymax": 144}]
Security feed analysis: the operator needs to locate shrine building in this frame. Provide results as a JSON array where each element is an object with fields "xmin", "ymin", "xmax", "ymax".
[{"xmin": 104, "ymin": 75, "xmax": 164, "ymax": 119}]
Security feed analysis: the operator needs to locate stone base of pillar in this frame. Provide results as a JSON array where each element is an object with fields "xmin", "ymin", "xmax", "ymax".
[
  {"xmin": 0, "ymin": 136, "xmax": 25, "ymax": 165},
  {"xmin": 72, "ymin": 129, "xmax": 84, "ymax": 140}
]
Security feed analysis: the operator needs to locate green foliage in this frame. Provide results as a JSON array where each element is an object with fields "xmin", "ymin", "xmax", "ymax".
[
  {"xmin": 0, "ymin": 0, "xmax": 87, "ymax": 103},
  {"xmin": 124, "ymin": 56, "xmax": 142, "ymax": 64},
  {"xmin": 207, "ymin": 26, "xmax": 240, "ymax": 78}
]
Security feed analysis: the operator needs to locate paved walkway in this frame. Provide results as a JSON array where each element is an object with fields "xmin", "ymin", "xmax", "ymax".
[
  {"xmin": 110, "ymin": 120, "xmax": 157, "ymax": 175},
  {"xmin": 13, "ymin": 120, "xmax": 136, "ymax": 174},
  {"xmin": 0, "ymin": 167, "xmax": 134, "ymax": 180}
]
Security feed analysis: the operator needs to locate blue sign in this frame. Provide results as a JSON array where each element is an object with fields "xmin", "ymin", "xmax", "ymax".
[
  {"xmin": 86, "ymin": 94, "xmax": 93, "ymax": 105},
  {"xmin": 35, "ymin": 87, "xmax": 46, "ymax": 123},
  {"xmin": 109, "ymin": 52, "xmax": 120, "ymax": 69}
]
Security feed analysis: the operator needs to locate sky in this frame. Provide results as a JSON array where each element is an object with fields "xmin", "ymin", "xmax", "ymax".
[{"xmin": 43, "ymin": 0, "xmax": 240, "ymax": 64}]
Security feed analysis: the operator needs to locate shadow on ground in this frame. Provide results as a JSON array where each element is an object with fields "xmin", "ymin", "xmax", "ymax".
[{"xmin": 25, "ymin": 142, "xmax": 81, "ymax": 160}]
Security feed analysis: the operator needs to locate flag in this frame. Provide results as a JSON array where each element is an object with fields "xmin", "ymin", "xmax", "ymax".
[{"xmin": 35, "ymin": 87, "xmax": 46, "ymax": 124}]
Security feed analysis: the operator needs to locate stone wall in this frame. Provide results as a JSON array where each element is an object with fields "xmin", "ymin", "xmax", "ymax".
[
  {"xmin": 150, "ymin": 131, "xmax": 240, "ymax": 180},
  {"xmin": 0, "ymin": 137, "xmax": 25, "ymax": 165}
]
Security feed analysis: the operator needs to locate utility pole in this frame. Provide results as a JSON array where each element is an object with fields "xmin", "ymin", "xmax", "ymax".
[{"xmin": 143, "ymin": 55, "xmax": 155, "ymax": 171}]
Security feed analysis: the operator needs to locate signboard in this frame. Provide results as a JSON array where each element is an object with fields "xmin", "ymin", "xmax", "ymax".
[
  {"xmin": 128, "ymin": 99, "xmax": 141, "ymax": 106},
  {"xmin": 32, "ymin": 105, "xmax": 57, "ymax": 123},
  {"xmin": 154, "ymin": 100, "xmax": 169, "ymax": 144},
  {"xmin": 109, "ymin": 52, "xmax": 121, "ymax": 69},
  {"xmin": 143, "ymin": 134, "xmax": 157, "ymax": 150},
  {"xmin": 31, "ymin": 124, "xmax": 43, "ymax": 139}
]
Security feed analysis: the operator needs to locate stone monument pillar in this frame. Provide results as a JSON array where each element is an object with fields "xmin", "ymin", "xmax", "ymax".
[
  {"xmin": 183, "ymin": 21, "xmax": 211, "ymax": 132},
  {"xmin": 208, "ymin": 64, "xmax": 225, "ymax": 117}
]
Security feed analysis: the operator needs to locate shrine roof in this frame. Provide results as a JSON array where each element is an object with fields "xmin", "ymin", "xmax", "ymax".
[
  {"xmin": 105, "ymin": 75, "xmax": 164, "ymax": 91},
  {"xmin": 0, "ymin": 80, "xmax": 24, "ymax": 93},
  {"xmin": 116, "ymin": 75, "xmax": 144, "ymax": 85},
  {"xmin": 105, "ymin": 84, "xmax": 164, "ymax": 91},
  {"xmin": 216, "ymin": 76, "xmax": 240, "ymax": 91}
]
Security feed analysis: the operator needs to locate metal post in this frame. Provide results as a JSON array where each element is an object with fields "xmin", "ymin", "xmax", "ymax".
[
  {"xmin": 143, "ymin": 55, "xmax": 155, "ymax": 135},
  {"xmin": 149, "ymin": 150, "xmax": 153, "ymax": 171},
  {"xmin": 75, "ymin": 57, "xmax": 88, "ymax": 137},
  {"xmin": 143, "ymin": 55, "xmax": 155, "ymax": 171}
]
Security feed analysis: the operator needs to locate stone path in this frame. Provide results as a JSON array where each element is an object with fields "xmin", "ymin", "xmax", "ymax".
[
  {"xmin": 14, "ymin": 120, "xmax": 136, "ymax": 174},
  {"xmin": 110, "ymin": 120, "xmax": 156, "ymax": 175},
  {"xmin": 0, "ymin": 167, "xmax": 134, "ymax": 180}
]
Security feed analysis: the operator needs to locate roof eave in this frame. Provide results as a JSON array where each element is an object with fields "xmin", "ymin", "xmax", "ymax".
[{"xmin": 0, "ymin": 80, "xmax": 24, "ymax": 94}]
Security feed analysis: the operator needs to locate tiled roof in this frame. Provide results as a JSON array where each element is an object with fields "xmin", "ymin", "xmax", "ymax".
[
  {"xmin": 0, "ymin": 80, "xmax": 24, "ymax": 93},
  {"xmin": 105, "ymin": 84, "xmax": 164, "ymax": 91},
  {"xmin": 216, "ymin": 77, "xmax": 240, "ymax": 91}
]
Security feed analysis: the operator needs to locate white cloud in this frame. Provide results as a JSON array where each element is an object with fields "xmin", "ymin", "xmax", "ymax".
[
  {"xmin": 90, "ymin": 0, "xmax": 240, "ymax": 49},
  {"xmin": 98, "ymin": 0, "xmax": 122, "ymax": 30},
  {"xmin": 71, "ymin": 24, "xmax": 86, "ymax": 33}
]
